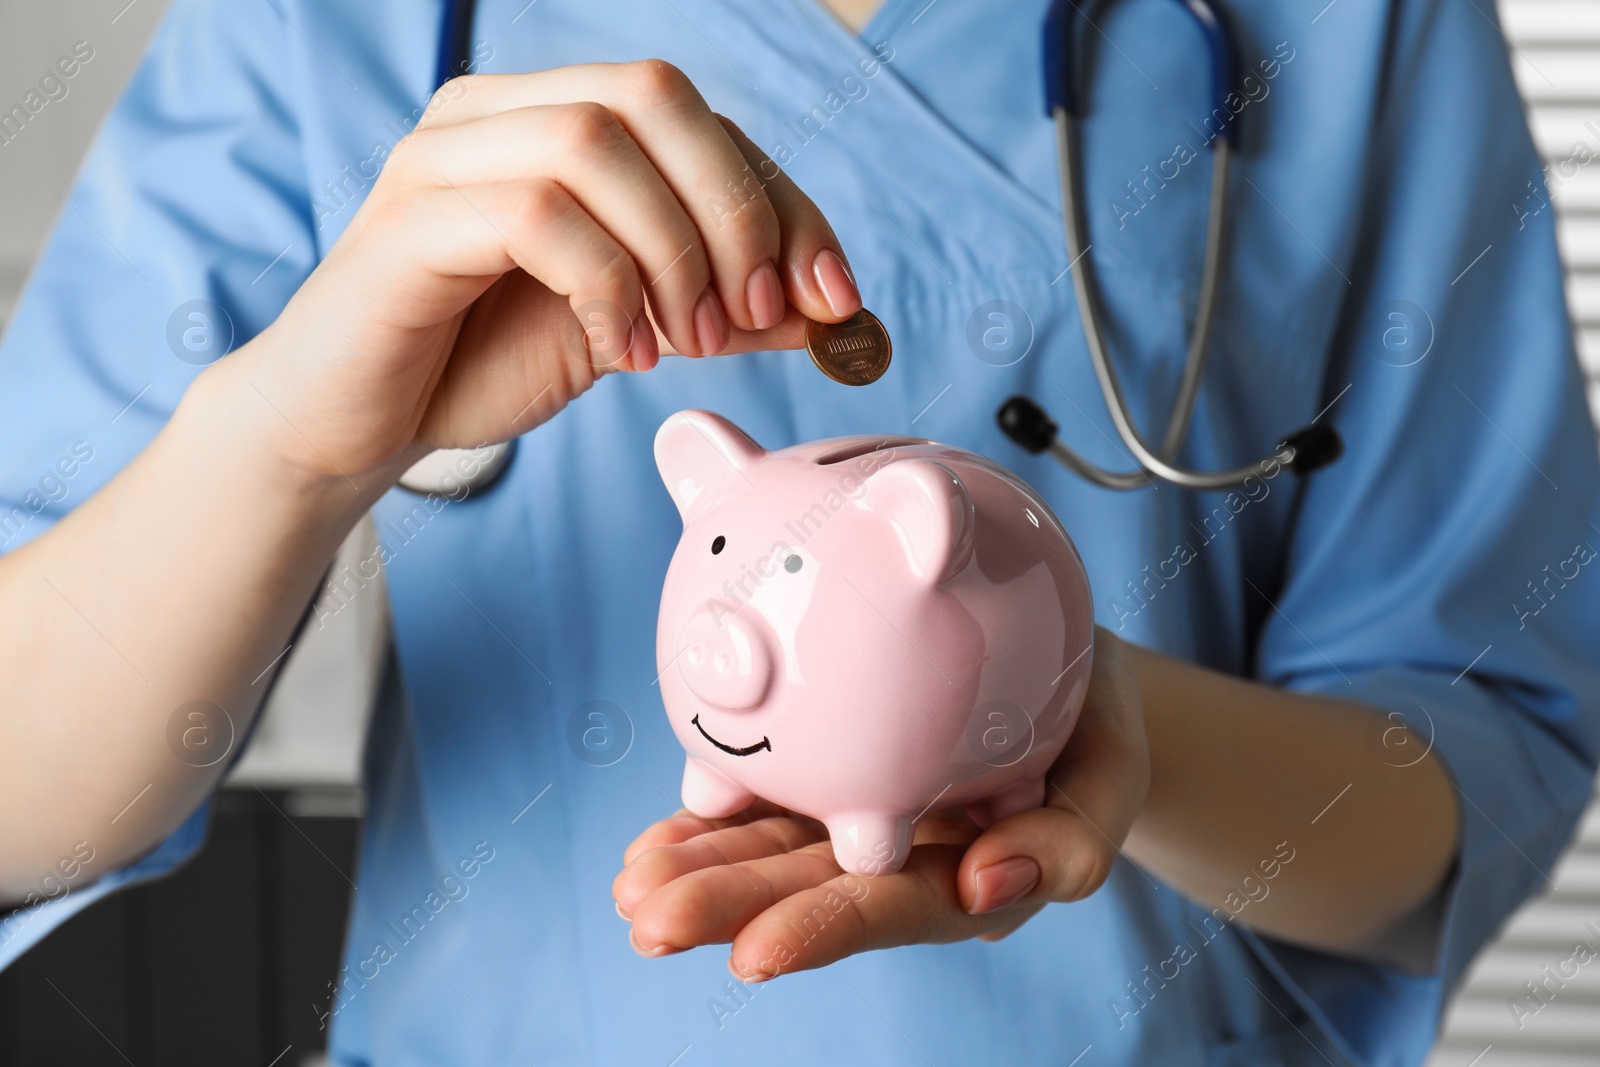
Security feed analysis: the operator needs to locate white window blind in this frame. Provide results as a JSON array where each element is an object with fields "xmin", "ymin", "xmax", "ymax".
[{"xmin": 1504, "ymin": 0, "xmax": 1600, "ymax": 410}]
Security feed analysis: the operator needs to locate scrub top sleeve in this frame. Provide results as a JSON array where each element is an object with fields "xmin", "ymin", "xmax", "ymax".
[
  {"xmin": 0, "ymin": 0, "xmax": 317, "ymax": 966},
  {"xmin": 0, "ymin": 805, "xmax": 210, "ymax": 969},
  {"xmin": 1244, "ymin": 1, "xmax": 1600, "ymax": 1064},
  {"xmin": 0, "ymin": 0, "xmax": 318, "ymax": 547}
]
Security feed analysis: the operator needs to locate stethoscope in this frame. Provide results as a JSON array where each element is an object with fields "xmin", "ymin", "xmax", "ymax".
[
  {"xmin": 412, "ymin": 0, "xmax": 1341, "ymax": 498},
  {"xmin": 997, "ymin": 0, "xmax": 1342, "ymax": 491}
]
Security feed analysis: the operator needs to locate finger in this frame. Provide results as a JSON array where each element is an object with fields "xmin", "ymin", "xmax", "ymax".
[
  {"xmin": 461, "ymin": 181, "xmax": 655, "ymax": 374},
  {"xmin": 621, "ymin": 800, "xmax": 793, "ymax": 866},
  {"xmin": 614, "ymin": 817, "xmax": 826, "ymax": 915},
  {"xmin": 411, "ymin": 72, "xmax": 521, "ymax": 130},
  {"xmin": 627, "ymin": 840, "xmax": 843, "ymax": 953},
  {"xmin": 708, "ymin": 304, "xmax": 809, "ymax": 356},
  {"xmin": 728, "ymin": 845, "xmax": 1018, "ymax": 980},
  {"xmin": 718, "ymin": 117, "xmax": 861, "ymax": 324},
  {"xmin": 590, "ymin": 63, "xmax": 783, "ymax": 335},
  {"xmin": 411, "ymin": 69, "xmax": 616, "ymax": 128},
  {"xmin": 415, "ymin": 64, "xmax": 785, "ymax": 336},
  {"xmin": 623, "ymin": 812, "xmax": 733, "ymax": 867},
  {"xmin": 977, "ymin": 903, "xmax": 1045, "ymax": 942},
  {"xmin": 420, "ymin": 272, "xmax": 588, "ymax": 446},
  {"xmin": 415, "ymin": 69, "xmax": 858, "ymax": 328},
  {"xmin": 914, "ymin": 808, "xmax": 986, "ymax": 846},
  {"xmin": 648, "ymin": 303, "xmax": 805, "ymax": 358},
  {"xmin": 358, "ymin": 182, "xmax": 657, "ymax": 373},
  {"xmin": 392, "ymin": 104, "xmax": 718, "ymax": 357}
]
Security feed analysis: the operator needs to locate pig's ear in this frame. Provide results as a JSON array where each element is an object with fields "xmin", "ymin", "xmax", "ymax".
[
  {"xmin": 654, "ymin": 410, "xmax": 765, "ymax": 519},
  {"xmin": 860, "ymin": 460, "xmax": 975, "ymax": 585}
]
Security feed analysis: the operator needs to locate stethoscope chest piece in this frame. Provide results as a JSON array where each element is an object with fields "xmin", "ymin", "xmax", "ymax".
[{"xmin": 398, "ymin": 441, "xmax": 516, "ymax": 496}]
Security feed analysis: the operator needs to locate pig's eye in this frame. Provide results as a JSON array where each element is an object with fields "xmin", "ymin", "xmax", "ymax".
[
  {"xmin": 711, "ymin": 535, "xmax": 726, "ymax": 555},
  {"xmin": 784, "ymin": 554, "xmax": 803, "ymax": 574}
]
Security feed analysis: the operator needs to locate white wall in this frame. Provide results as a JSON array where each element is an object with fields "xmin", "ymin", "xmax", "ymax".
[{"xmin": 0, "ymin": 0, "xmax": 170, "ymax": 320}]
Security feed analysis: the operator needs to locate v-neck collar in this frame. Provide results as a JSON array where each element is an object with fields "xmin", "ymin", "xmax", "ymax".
[
  {"xmin": 859, "ymin": 0, "xmax": 934, "ymax": 41},
  {"xmin": 788, "ymin": 0, "xmax": 924, "ymax": 40},
  {"xmin": 777, "ymin": 0, "xmax": 1065, "ymax": 243}
]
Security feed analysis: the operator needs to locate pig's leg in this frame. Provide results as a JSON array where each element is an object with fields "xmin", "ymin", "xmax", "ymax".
[
  {"xmin": 967, "ymin": 776, "xmax": 1047, "ymax": 828},
  {"xmin": 680, "ymin": 757, "xmax": 755, "ymax": 819},
  {"xmin": 825, "ymin": 812, "xmax": 913, "ymax": 877}
]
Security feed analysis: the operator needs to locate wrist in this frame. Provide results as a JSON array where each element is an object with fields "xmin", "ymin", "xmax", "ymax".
[
  {"xmin": 1109, "ymin": 636, "xmax": 1169, "ymax": 854},
  {"xmin": 179, "ymin": 346, "xmax": 405, "ymax": 525}
]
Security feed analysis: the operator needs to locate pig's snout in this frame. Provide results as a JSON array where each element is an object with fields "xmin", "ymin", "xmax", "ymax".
[{"xmin": 677, "ymin": 603, "xmax": 773, "ymax": 711}]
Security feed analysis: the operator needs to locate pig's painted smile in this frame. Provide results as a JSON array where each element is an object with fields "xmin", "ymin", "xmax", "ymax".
[{"xmin": 691, "ymin": 714, "xmax": 772, "ymax": 756}]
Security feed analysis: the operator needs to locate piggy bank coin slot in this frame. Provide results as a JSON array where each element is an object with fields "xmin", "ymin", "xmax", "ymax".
[{"xmin": 814, "ymin": 437, "xmax": 927, "ymax": 465}]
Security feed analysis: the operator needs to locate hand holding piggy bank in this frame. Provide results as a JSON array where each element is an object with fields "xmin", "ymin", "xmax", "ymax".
[{"xmin": 655, "ymin": 412, "xmax": 1094, "ymax": 876}]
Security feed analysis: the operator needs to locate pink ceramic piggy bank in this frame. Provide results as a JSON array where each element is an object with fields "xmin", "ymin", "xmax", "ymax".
[{"xmin": 654, "ymin": 411, "xmax": 1094, "ymax": 876}]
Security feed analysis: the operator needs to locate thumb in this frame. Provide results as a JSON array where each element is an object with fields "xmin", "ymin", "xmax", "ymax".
[
  {"xmin": 956, "ymin": 803, "xmax": 1126, "ymax": 915},
  {"xmin": 654, "ymin": 304, "xmax": 809, "ymax": 358}
]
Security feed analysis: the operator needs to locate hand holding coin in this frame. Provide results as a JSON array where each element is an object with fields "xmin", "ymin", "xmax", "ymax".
[{"xmin": 627, "ymin": 303, "xmax": 892, "ymax": 386}]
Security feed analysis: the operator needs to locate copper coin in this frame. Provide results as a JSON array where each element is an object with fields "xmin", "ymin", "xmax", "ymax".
[{"xmin": 805, "ymin": 308, "xmax": 892, "ymax": 386}]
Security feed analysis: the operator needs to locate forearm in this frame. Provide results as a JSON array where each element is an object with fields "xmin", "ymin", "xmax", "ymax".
[
  {"xmin": 0, "ymin": 346, "xmax": 400, "ymax": 901},
  {"xmin": 1121, "ymin": 642, "xmax": 1461, "ymax": 967}
]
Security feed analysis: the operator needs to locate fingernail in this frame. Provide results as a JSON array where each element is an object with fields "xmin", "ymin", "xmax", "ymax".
[
  {"xmin": 728, "ymin": 957, "xmax": 772, "ymax": 984},
  {"xmin": 627, "ymin": 308, "xmax": 658, "ymax": 371},
  {"xmin": 615, "ymin": 900, "xmax": 632, "ymax": 923},
  {"xmin": 629, "ymin": 928, "xmax": 679, "ymax": 958},
  {"xmin": 694, "ymin": 288, "xmax": 729, "ymax": 356},
  {"xmin": 811, "ymin": 248, "xmax": 860, "ymax": 318},
  {"xmin": 746, "ymin": 260, "xmax": 785, "ymax": 331},
  {"xmin": 968, "ymin": 857, "xmax": 1040, "ymax": 915}
]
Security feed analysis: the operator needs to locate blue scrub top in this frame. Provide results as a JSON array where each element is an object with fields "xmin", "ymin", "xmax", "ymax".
[{"xmin": 4, "ymin": 1, "xmax": 1599, "ymax": 1064}]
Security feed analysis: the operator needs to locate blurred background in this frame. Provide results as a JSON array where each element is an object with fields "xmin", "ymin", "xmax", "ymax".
[{"xmin": 0, "ymin": 1, "xmax": 1597, "ymax": 1065}]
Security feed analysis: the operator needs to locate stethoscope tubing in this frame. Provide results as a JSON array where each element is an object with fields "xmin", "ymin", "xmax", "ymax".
[
  {"xmin": 1056, "ymin": 109, "xmax": 1271, "ymax": 490},
  {"xmin": 1010, "ymin": 0, "xmax": 1340, "ymax": 492}
]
